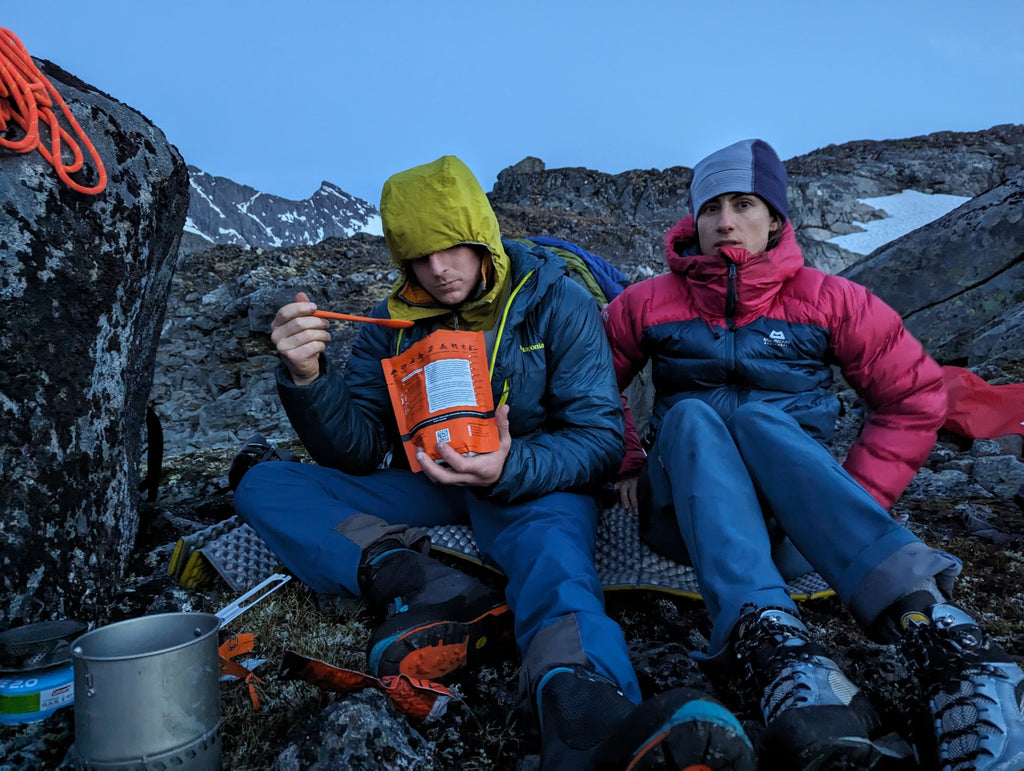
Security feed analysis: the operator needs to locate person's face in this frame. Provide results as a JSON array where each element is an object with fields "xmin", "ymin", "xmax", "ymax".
[
  {"xmin": 696, "ymin": 193, "xmax": 779, "ymax": 257},
  {"xmin": 410, "ymin": 245, "xmax": 484, "ymax": 305}
]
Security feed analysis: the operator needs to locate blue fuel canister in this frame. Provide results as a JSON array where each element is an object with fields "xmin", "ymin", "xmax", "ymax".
[
  {"xmin": 0, "ymin": 619, "xmax": 84, "ymax": 725},
  {"xmin": 0, "ymin": 663, "xmax": 75, "ymax": 724}
]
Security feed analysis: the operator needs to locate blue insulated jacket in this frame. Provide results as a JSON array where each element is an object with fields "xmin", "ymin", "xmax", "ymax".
[{"xmin": 276, "ymin": 239, "xmax": 624, "ymax": 504}]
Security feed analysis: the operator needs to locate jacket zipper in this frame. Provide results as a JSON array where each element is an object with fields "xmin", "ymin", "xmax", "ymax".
[
  {"xmin": 725, "ymin": 261, "xmax": 739, "ymax": 411},
  {"xmin": 490, "ymin": 269, "xmax": 535, "ymax": 407},
  {"xmin": 725, "ymin": 261, "xmax": 737, "ymax": 331}
]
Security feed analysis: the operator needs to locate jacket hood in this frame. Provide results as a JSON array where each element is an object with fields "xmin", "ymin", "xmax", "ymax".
[
  {"xmin": 381, "ymin": 155, "xmax": 511, "ymax": 327},
  {"xmin": 662, "ymin": 214, "xmax": 805, "ymax": 324}
]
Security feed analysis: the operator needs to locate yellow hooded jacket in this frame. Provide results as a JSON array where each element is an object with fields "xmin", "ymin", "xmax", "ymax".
[
  {"xmin": 275, "ymin": 155, "xmax": 623, "ymax": 503},
  {"xmin": 381, "ymin": 155, "xmax": 510, "ymax": 331}
]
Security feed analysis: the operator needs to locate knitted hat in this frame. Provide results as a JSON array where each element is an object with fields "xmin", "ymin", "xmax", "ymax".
[{"xmin": 689, "ymin": 139, "xmax": 788, "ymax": 220}]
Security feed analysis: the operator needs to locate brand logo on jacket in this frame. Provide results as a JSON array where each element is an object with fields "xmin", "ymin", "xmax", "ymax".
[{"xmin": 764, "ymin": 329, "xmax": 792, "ymax": 349}]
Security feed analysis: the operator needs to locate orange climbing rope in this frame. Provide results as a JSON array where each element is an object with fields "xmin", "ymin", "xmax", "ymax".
[{"xmin": 0, "ymin": 27, "xmax": 107, "ymax": 194}]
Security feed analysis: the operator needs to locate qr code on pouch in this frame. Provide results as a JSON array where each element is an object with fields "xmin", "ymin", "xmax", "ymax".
[{"xmin": 435, "ymin": 428, "xmax": 451, "ymax": 444}]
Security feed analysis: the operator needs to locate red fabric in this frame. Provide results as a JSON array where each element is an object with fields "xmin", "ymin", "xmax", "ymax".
[
  {"xmin": 619, "ymin": 393, "xmax": 645, "ymax": 477},
  {"xmin": 281, "ymin": 649, "xmax": 454, "ymax": 722},
  {"xmin": 942, "ymin": 366, "xmax": 1024, "ymax": 438},
  {"xmin": 604, "ymin": 217, "xmax": 947, "ymax": 509}
]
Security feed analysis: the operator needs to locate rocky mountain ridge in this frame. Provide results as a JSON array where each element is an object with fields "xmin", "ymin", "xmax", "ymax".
[
  {"xmin": 182, "ymin": 124, "xmax": 1024, "ymax": 280},
  {"xmin": 490, "ymin": 124, "xmax": 1024, "ymax": 276},
  {"xmin": 184, "ymin": 165, "xmax": 382, "ymax": 252},
  {"xmin": 152, "ymin": 125, "xmax": 1024, "ymax": 458}
]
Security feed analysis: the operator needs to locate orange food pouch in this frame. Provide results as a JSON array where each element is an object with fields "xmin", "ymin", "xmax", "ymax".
[{"xmin": 382, "ymin": 329, "xmax": 500, "ymax": 472}]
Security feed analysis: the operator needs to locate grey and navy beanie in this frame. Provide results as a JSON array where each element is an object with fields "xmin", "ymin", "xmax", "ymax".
[{"xmin": 689, "ymin": 139, "xmax": 788, "ymax": 221}]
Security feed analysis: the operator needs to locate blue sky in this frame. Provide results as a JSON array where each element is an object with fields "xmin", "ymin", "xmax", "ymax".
[{"xmin": 6, "ymin": 1, "xmax": 1022, "ymax": 205}]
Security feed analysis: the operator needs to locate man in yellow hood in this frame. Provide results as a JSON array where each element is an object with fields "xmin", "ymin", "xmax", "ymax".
[
  {"xmin": 234, "ymin": 155, "xmax": 754, "ymax": 769},
  {"xmin": 382, "ymin": 154, "xmax": 510, "ymax": 331}
]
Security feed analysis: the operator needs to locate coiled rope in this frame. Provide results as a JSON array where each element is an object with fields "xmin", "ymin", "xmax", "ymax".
[{"xmin": 0, "ymin": 27, "xmax": 106, "ymax": 194}]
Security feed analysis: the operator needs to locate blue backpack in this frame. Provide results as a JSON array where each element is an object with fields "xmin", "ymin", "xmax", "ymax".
[{"xmin": 520, "ymin": 236, "xmax": 628, "ymax": 305}]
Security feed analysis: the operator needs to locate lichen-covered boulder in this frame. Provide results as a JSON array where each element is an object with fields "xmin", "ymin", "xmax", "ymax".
[
  {"xmin": 0, "ymin": 59, "xmax": 188, "ymax": 625},
  {"xmin": 841, "ymin": 171, "xmax": 1024, "ymax": 366}
]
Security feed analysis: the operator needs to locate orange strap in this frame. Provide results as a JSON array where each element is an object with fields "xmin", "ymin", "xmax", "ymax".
[
  {"xmin": 0, "ymin": 27, "xmax": 107, "ymax": 194},
  {"xmin": 219, "ymin": 633, "xmax": 264, "ymax": 711},
  {"xmin": 280, "ymin": 649, "xmax": 455, "ymax": 723}
]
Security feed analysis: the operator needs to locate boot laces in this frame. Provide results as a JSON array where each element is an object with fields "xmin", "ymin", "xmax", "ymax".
[
  {"xmin": 906, "ymin": 611, "xmax": 1013, "ymax": 769},
  {"xmin": 736, "ymin": 612, "xmax": 821, "ymax": 722}
]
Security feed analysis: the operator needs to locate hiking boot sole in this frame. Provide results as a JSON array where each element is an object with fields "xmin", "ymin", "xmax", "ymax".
[
  {"xmin": 760, "ymin": 704, "xmax": 883, "ymax": 770},
  {"xmin": 368, "ymin": 602, "xmax": 511, "ymax": 684},
  {"xmin": 597, "ymin": 689, "xmax": 757, "ymax": 771}
]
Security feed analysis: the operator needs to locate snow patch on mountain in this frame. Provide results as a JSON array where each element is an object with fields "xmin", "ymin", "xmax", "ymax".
[
  {"xmin": 186, "ymin": 166, "xmax": 381, "ymax": 249},
  {"xmin": 828, "ymin": 190, "xmax": 971, "ymax": 255}
]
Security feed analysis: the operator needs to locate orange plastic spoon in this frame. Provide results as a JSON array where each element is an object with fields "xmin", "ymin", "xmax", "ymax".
[{"xmin": 312, "ymin": 310, "xmax": 414, "ymax": 328}]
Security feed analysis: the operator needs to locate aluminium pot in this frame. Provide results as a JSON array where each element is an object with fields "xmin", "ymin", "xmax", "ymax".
[{"xmin": 71, "ymin": 612, "xmax": 221, "ymax": 770}]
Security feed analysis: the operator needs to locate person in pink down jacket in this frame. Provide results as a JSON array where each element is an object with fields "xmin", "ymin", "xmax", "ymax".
[{"xmin": 602, "ymin": 138, "xmax": 1024, "ymax": 771}]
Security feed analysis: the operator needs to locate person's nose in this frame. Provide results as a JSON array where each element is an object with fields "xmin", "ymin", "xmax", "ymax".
[
  {"xmin": 716, "ymin": 208, "xmax": 735, "ymax": 231},
  {"xmin": 427, "ymin": 254, "xmax": 448, "ymax": 275}
]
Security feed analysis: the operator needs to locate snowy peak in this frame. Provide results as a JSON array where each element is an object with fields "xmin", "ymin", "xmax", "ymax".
[{"xmin": 184, "ymin": 165, "xmax": 382, "ymax": 248}]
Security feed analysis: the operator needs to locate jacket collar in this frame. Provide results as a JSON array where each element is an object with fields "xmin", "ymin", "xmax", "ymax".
[{"xmin": 663, "ymin": 215, "xmax": 804, "ymax": 324}]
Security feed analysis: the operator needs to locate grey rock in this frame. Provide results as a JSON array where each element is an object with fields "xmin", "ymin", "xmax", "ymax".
[
  {"xmin": 973, "ymin": 455, "xmax": 1024, "ymax": 500},
  {"xmin": 271, "ymin": 691, "xmax": 435, "ymax": 771},
  {"xmin": 926, "ymin": 442, "xmax": 962, "ymax": 465},
  {"xmin": 992, "ymin": 435, "xmax": 1023, "ymax": 459},
  {"xmin": 969, "ymin": 306, "xmax": 1024, "ymax": 372},
  {"xmin": 956, "ymin": 503, "xmax": 1022, "ymax": 546},
  {"xmin": 788, "ymin": 126, "xmax": 1024, "ymax": 272},
  {"xmin": 842, "ymin": 171, "xmax": 1024, "ymax": 364},
  {"xmin": 935, "ymin": 458, "xmax": 975, "ymax": 475},
  {"xmin": 491, "ymin": 124, "xmax": 1024, "ymax": 277},
  {"xmin": 0, "ymin": 58, "xmax": 188, "ymax": 625},
  {"xmin": 504, "ymin": 156, "xmax": 546, "ymax": 175},
  {"xmin": 972, "ymin": 438, "xmax": 1006, "ymax": 457},
  {"xmin": 150, "ymin": 236, "xmax": 391, "ymax": 455},
  {"xmin": 902, "ymin": 468, "xmax": 992, "ymax": 503}
]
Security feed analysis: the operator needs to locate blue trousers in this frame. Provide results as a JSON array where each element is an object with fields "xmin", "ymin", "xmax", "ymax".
[
  {"xmin": 641, "ymin": 400, "xmax": 961, "ymax": 657},
  {"xmin": 235, "ymin": 461, "xmax": 641, "ymax": 703}
]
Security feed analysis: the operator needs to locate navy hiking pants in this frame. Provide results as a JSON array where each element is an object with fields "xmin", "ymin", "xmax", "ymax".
[
  {"xmin": 640, "ymin": 399, "xmax": 961, "ymax": 658},
  {"xmin": 235, "ymin": 461, "xmax": 642, "ymax": 704}
]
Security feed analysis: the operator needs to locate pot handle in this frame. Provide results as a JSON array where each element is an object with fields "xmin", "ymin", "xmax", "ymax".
[
  {"xmin": 71, "ymin": 645, "xmax": 95, "ymax": 697},
  {"xmin": 215, "ymin": 573, "xmax": 292, "ymax": 629}
]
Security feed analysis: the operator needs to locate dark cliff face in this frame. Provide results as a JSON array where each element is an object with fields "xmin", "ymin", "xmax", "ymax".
[
  {"xmin": 490, "ymin": 124, "xmax": 1024, "ymax": 277},
  {"xmin": 0, "ymin": 59, "xmax": 190, "ymax": 625},
  {"xmin": 842, "ymin": 171, "xmax": 1024, "ymax": 366}
]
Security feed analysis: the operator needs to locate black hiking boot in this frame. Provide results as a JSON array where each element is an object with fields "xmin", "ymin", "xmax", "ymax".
[
  {"xmin": 359, "ymin": 545, "xmax": 511, "ymax": 684},
  {"xmin": 734, "ymin": 606, "xmax": 883, "ymax": 769},
  {"xmin": 227, "ymin": 432, "xmax": 299, "ymax": 491},
  {"xmin": 536, "ymin": 666, "xmax": 756, "ymax": 770},
  {"xmin": 893, "ymin": 594, "xmax": 1024, "ymax": 771}
]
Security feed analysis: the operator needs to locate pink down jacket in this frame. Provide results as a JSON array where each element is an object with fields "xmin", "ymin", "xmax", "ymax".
[{"xmin": 602, "ymin": 216, "xmax": 948, "ymax": 510}]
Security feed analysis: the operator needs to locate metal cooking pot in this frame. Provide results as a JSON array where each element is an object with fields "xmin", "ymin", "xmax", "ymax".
[{"xmin": 71, "ymin": 612, "xmax": 221, "ymax": 770}]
